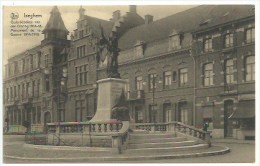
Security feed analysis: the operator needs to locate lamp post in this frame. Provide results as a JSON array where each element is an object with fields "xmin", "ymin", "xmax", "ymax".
[
  {"xmin": 56, "ymin": 67, "xmax": 67, "ymax": 146},
  {"xmin": 144, "ymin": 74, "xmax": 162, "ymax": 123}
]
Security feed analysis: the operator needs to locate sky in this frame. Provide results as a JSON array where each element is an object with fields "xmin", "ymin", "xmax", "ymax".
[{"xmin": 3, "ymin": 5, "xmax": 195, "ymax": 64}]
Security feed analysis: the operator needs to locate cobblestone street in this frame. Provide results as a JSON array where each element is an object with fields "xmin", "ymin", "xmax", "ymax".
[{"xmin": 3, "ymin": 135, "xmax": 255, "ymax": 163}]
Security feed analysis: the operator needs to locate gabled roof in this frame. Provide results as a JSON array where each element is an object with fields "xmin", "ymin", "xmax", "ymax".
[
  {"xmin": 118, "ymin": 5, "xmax": 254, "ymax": 50},
  {"xmin": 8, "ymin": 45, "xmax": 41, "ymax": 62},
  {"xmin": 43, "ymin": 6, "xmax": 69, "ymax": 33}
]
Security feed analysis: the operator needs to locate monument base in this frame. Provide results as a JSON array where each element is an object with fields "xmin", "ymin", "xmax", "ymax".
[{"xmin": 90, "ymin": 78, "xmax": 126, "ymax": 122}]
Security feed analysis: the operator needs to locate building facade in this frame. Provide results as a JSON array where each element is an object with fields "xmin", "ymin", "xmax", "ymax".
[
  {"xmin": 3, "ymin": 5, "xmax": 255, "ymax": 139},
  {"xmin": 4, "ymin": 6, "xmax": 70, "ymax": 132}
]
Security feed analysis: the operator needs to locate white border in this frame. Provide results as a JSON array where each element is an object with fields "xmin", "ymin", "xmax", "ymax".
[{"xmin": 0, "ymin": 1, "xmax": 259, "ymax": 166}]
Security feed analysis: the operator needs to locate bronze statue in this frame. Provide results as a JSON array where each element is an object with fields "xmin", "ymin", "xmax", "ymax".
[{"xmin": 97, "ymin": 24, "xmax": 121, "ymax": 78}]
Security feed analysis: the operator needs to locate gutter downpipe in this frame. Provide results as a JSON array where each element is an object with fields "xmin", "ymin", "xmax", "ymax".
[{"xmin": 189, "ymin": 49, "xmax": 196, "ymax": 127}]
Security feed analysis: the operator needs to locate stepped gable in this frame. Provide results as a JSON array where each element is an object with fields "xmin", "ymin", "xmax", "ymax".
[
  {"xmin": 118, "ymin": 5, "xmax": 254, "ymax": 50},
  {"xmin": 111, "ymin": 7, "xmax": 145, "ymax": 38},
  {"xmin": 43, "ymin": 6, "xmax": 69, "ymax": 33},
  {"xmin": 83, "ymin": 15, "xmax": 114, "ymax": 38}
]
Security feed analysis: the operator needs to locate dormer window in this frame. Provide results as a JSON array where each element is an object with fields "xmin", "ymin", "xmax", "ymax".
[
  {"xmin": 134, "ymin": 41, "xmax": 145, "ymax": 58},
  {"xmin": 169, "ymin": 30, "xmax": 181, "ymax": 50}
]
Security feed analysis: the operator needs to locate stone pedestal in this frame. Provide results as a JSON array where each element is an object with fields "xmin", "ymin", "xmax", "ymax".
[{"xmin": 90, "ymin": 78, "xmax": 126, "ymax": 122}]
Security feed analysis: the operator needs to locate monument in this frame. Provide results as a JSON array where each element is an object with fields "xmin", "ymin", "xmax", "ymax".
[{"xmin": 90, "ymin": 25, "xmax": 128, "ymax": 122}]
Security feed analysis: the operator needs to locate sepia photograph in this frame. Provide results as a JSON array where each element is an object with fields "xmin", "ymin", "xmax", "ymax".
[{"xmin": 1, "ymin": 1, "xmax": 257, "ymax": 164}]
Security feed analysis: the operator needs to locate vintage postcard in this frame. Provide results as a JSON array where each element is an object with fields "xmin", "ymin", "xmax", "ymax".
[{"xmin": 1, "ymin": 1, "xmax": 258, "ymax": 165}]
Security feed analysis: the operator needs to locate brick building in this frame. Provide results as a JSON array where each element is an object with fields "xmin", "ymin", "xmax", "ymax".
[
  {"xmin": 3, "ymin": 6, "xmax": 70, "ymax": 132},
  {"xmin": 3, "ymin": 5, "xmax": 255, "ymax": 139}
]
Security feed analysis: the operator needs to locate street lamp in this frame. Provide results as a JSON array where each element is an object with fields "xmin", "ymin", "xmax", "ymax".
[
  {"xmin": 144, "ymin": 74, "xmax": 162, "ymax": 123},
  {"xmin": 57, "ymin": 67, "xmax": 67, "ymax": 145}
]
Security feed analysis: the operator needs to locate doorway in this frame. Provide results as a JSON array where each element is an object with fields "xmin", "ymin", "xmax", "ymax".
[
  {"xmin": 178, "ymin": 102, "xmax": 188, "ymax": 124},
  {"xmin": 163, "ymin": 103, "xmax": 171, "ymax": 122},
  {"xmin": 44, "ymin": 111, "xmax": 51, "ymax": 132},
  {"xmin": 224, "ymin": 100, "xmax": 234, "ymax": 137},
  {"xmin": 134, "ymin": 106, "xmax": 143, "ymax": 123}
]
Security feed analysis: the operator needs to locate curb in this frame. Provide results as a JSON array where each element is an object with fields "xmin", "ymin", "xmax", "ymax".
[
  {"xmin": 4, "ymin": 145, "xmax": 230, "ymax": 162},
  {"xmin": 23, "ymin": 143, "xmax": 111, "ymax": 152}
]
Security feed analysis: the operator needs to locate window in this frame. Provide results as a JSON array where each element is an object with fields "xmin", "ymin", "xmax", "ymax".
[
  {"xmin": 79, "ymin": 30, "xmax": 84, "ymax": 38},
  {"xmin": 163, "ymin": 71, "xmax": 172, "ymax": 89},
  {"xmin": 75, "ymin": 64, "xmax": 88, "ymax": 86},
  {"xmin": 170, "ymin": 35, "xmax": 180, "ymax": 49},
  {"xmin": 30, "ymin": 55, "xmax": 33, "ymax": 70},
  {"xmin": 32, "ymin": 81, "xmax": 36, "ymax": 97},
  {"xmin": 6, "ymin": 88, "xmax": 9, "ymax": 101},
  {"xmin": 135, "ymin": 76, "xmax": 143, "ymax": 90},
  {"xmin": 37, "ymin": 106, "xmax": 41, "ymax": 124},
  {"xmin": 225, "ymin": 59, "xmax": 234, "ymax": 84},
  {"xmin": 22, "ymin": 59, "xmax": 25, "ymax": 72},
  {"xmin": 179, "ymin": 68, "xmax": 188, "ymax": 86},
  {"xmin": 14, "ymin": 86, "xmax": 16, "ymax": 99},
  {"xmin": 75, "ymin": 98, "xmax": 85, "ymax": 122},
  {"xmin": 224, "ymin": 33, "xmax": 234, "ymax": 48},
  {"xmin": 124, "ymin": 79, "xmax": 130, "ymax": 92},
  {"xmin": 32, "ymin": 107, "xmax": 36, "ymax": 124},
  {"xmin": 134, "ymin": 45, "xmax": 143, "ymax": 57},
  {"xmin": 172, "ymin": 71, "xmax": 177, "ymax": 82},
  {"xmin": 18, "ymin": 85, "xmax": 20, "ymax": 99},
  {"xmin": 37, "ymin": 52, "xmax": 41, "ymax": 68},
  {"xmin": 245, "ymin": 56, "xmax": 255, "ymax": 81},
  {"xmin": 22, "ymin": 83, "xmax": 25, "ymax": 99},
  {"xmin": 204, "ymin": 38, "xmax": 212, "ymax": 52},
  {"xmin": 246, "ymin": 27, "xmax": 255, "ymax": 43},
  {"xmin": 44, "ymin": 54, "xmax": 49, "ymax": 67},
  {"xmin": 149, "ymin": 74, "xmax": 157, "ymax": 91},
  {"xmin": 14, "ymin": 61, "xmax": 18, "ymax": 74},
  {"xmin": 203, "ymin": 63, "xmax": 214, "ymax": 86},
  {"xmin": 77, "ymin": 45, "xmax": 86, "ymax": 58},
  {"xmin": 45, "ymin": 75, "xmax": 50, "ymax": 92}
]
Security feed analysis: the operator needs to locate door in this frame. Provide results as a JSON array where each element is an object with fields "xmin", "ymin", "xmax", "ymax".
[
  {"xmin": 44, "ymin": 112, "xmax": 51, "ymax": 132},
  {"xmin": 163, "ymin": 103, "xmax": 171, "ymax": 122},
  {"xmin": 135, "ymin": 106, "xmax": 143, "ymax": 123},
  {"xmin": 178, "ymin": 102, "xmax": 188, "ymax": 124},
  {"xmin": 149, "ymin": 104, "xmax": 157, "ymax": 123},
  {"xmin": 224, "ymin": 100, "xmax": 234, "ymax": 137}
]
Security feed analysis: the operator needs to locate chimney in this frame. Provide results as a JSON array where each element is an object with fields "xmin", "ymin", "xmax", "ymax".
[
  {"xmin": 112, "ymin": 10, "xmax": 121, "ymax": 22},
  {"xmin": 145, "ymin": 15, "xmax": 153, "ymax": 24},
  {"xmin": 129, "ymin": 5, "xmax": 136, "ymax": 13}
]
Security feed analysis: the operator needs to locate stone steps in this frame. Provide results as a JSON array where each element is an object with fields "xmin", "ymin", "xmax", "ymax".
[
  {"xmin": 128, "ymin": 137, "xmax": 187, "ymax": 144},
  {"xmin": 127, "ymin": 131, "xmax": 208, "ymax": 154},
  {"xmin": 128, "ymin": 140, "xmax": 198, "ymax": 149},
  {"xmin": 129, "ymin": 132, "xmax": 175, "ymax": 139}
]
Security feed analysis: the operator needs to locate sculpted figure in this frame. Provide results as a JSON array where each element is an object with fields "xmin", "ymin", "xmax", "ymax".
[{"xmin": 97, "ymin": 25, "xmax": 121, "ymax": 78}]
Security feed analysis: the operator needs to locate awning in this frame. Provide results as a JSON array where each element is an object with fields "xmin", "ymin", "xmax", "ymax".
[
  {"xmin": 230, "ymin": 100, "xmax": 255, "ymax": 119},
  {"xmin": 202, "ymin": 106, "xmax": 213, "ymax": 118}
]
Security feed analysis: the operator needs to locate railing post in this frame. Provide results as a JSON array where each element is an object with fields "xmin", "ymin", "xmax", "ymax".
[
  {"xmin": 112, "ymin": 135, "xmax": 122, "ymax": 154},
  {"xmin": 205, "ymin": 132, "xmax": 211, "ymax": 147}
]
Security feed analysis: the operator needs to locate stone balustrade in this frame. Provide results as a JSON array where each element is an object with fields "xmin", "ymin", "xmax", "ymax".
[{"xmin": 47, "ymin": 120, "xmax": 123, "ymax": 134}]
